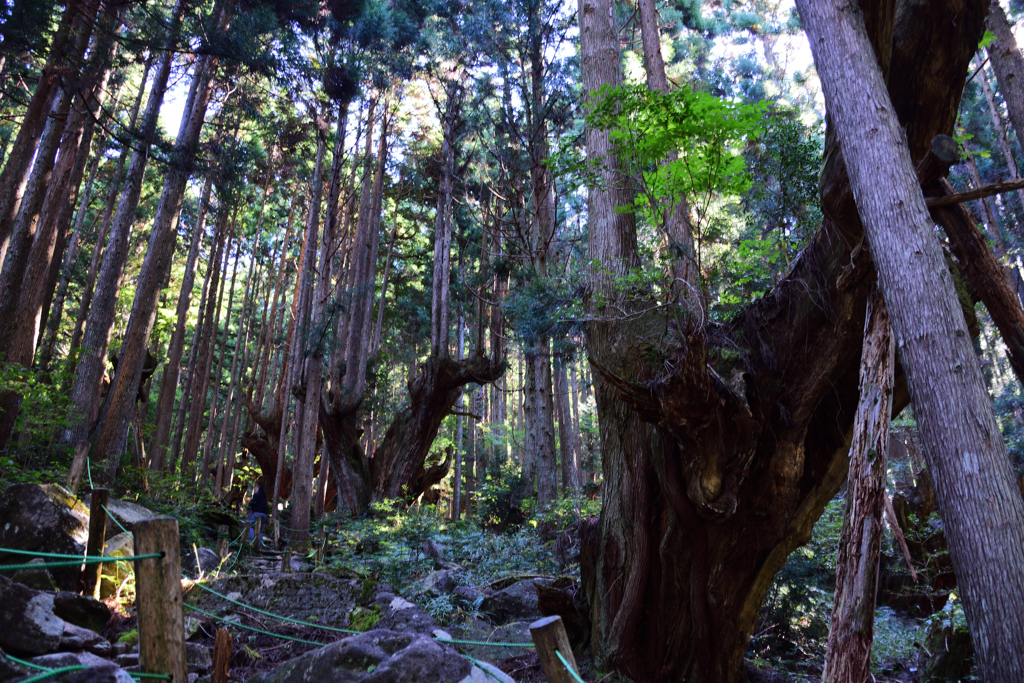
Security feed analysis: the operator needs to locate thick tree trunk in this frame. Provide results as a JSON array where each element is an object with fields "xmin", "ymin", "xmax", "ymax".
[
  {"xmin": 94, "ymin": 14, "xmax": 226, "ymax": 468},
  {"xmin": 822, "ymin": 288, "xmax": 893, "ymax": 682},
  {"xmin": 149, "ymin": 177, "xmax": 212, "ymax": 471},
  {"xmin": 797, "ymin": 0, "xmax": 1024, "ymax": 679},
  {"xmin": 555, "ymin": 358, "xmax": 580, "ymax": 494},
  {"xmin": 61, "ymin": 0, "xmax": 185, "ymax": 449},
  {"xmin": 577, "ymin": 0, "xmax": 998, "ymax": 679}
]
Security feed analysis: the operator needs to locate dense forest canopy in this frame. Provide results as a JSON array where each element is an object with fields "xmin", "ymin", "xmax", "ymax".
[{"xmin": 2, "ymin": 0, "xmax": 1024, "ymax": 679}]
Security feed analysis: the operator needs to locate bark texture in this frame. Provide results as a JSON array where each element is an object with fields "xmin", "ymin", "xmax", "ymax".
[{"xmin": 822, "ymin": 288, "xmax": 893, "ymax": 682}]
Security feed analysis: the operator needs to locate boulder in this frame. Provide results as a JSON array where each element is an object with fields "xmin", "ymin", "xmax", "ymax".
[
  {"xmin": 98, "ymin": 533, "xmax": 134, "ymax": 599},
  {"xmin": 450, "ymin": 586, "xmax": 484, "ymax": 609},
  {"xmin": 82, "ymin": 496, "xmax": 157, "ymax": 534},
  {"xmin": 185, "ymin": 643, "xmax": 212, "ymax": 674},
  {"xmin": 0, "ymin": 576, "xmax": 65, "ymax": 655},
  {"xmin": 11, "ymin": 558, "xmax": 58, "ymax": 591},
  {"xmin": 479, "ymin": 579, "xmax": 549, "ymax": 624},
  {"xmin": 0, "ymin": 484, "xmax": 89, "ymax": 590},
  {"xmin": 59, "ymin": 622, "xmax": 110, "ymax": 655},
  {"xmin": 460, "ymin": 661, "xmax": 514, "ymax": 683},
  {"xmin": 373, "ymin": 593, "xmax": 438, "ymax": 636},
  {"xmin": 444, "ymin": 620, "xmax": 534, "ymax": 660},
  {"xmin": 30, "ymin": 652, "xmax": 134, "ymax": 682},
  {"xmin": 419, "ymin": 570, "xmax": 455, "ymax": 596},
  {"xmin": 247, "ymin": 629, "xmax": 472, "ymax": 683},
  {"xmin": 181, "ymin": 548, "xmax": 221, "ymax": 579},
  {"xmin": 53, "ymin": 592, "xmax": 111, "ymax": 634}
]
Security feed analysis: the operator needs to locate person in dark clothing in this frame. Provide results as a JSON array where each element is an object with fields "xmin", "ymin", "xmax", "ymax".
[{"xmin": 246, "ymin": 482, "xmax": 269, "ymax": 542}]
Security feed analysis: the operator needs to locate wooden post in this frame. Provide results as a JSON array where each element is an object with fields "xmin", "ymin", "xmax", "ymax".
[
  {"xmin": 281, "ymin": 549, "xmax": 291, "ymax": 573},
  {"xmin": 80, "ymin": 488, "xmax": 109, "ymax": 597},
  {"xmin": 215, "ymin": 525, "xmax": 229, "ymax": 559},
  {"xmin": 67, "ymin": 443, "xmax": 90, "ymax": 494},
  {"xmin": 243, "ymin": 521, "xmax": 251, "ymax": 547},
  {"xmin": 254, "ymin": 516, "xmax": 263, "ymax": 551},
  {"xmin": 530, "ymin": 615, "xmax": 579, "ymax": 683},
  {"xmin": 135, "ymin": 517, "xmax": 187, "ymax": 683},
  {"xmin": 211, "ymin": 627, "xmax": 232, "ymax": 683}
]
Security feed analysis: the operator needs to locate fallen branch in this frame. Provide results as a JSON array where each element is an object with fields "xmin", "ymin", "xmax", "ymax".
[{"xmin": 925, "ymin": 176, "xmax": 1024, "ymax": 207}]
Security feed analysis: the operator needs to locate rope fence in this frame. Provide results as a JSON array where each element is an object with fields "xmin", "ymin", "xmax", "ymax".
[
  {"xmin": 0, "ymin": 548, "xmax": 164, "ymax": 573},
  {"xmin": 556, "ymin": 649, "xmax": 586, "ymax": 683},
  {"xmin": 5, "ymin": 654, "xmax": 172, "ymax": 682}
]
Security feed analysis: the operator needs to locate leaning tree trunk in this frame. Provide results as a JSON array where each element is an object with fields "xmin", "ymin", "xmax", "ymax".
[
  {"xmin": 822, "ymin": 288, "xmax": 893, "ymax": 682},
  {"xmin": 61, "ymin": 0, "xmax": 186, "ymax": 450},
  {"xmin": 94, "ymin": 13, "xmax": 227, "ymax": 470},
  {"xmin": 577, "ymin": 0, "xmax": 1002, "ymax": 679},
  {"xmin": 796, "ymin": 0, "xmax": 1024, "ymax": 678}
]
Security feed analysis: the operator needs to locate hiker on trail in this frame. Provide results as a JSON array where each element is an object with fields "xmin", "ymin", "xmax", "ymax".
[{"xmin": 246, "ymin": 482, "xmax": 269, "ymax": 541}]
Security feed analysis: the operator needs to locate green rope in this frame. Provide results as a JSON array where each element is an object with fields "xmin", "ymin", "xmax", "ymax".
[
  {"xmin": 102, "ymin": 505, "xmax": 133, "ymax": 537},
  {"xmin": 17, "ymin": 665, "xmax": 90, "ymax": 683},
  {"xmin": 0, "ymin": 550, "xmax": 163, "ymax": 573},
  {"xmin": 128, "ymin": 673, "xmax": 172, "ymax": 679},
  {"xmin": 5, "ymin": 654, "xmax": 49, "ymax": 671},
  {"xmin": 6, "ymin": 654, "xmax": 170, "ymax": 681},
  {"xmin": 462, "ymin": 655, "xmax": 509, "ymax": 683},
  {"xmin": 86, "ymin": 456, "xmax": 93, "ymax": 490},
  {"xmin": 183, "ymin": 604, "xmax": 326, "ymax": 647},
  {"xmin": 555, "ymin": 649, "xmax": 585, "ymax": 683},
  {"xmin": 192, "ymin": 582, "xmax": 360, "ymax": 634},
  {"xmin": 435, "ymin": 637, "xmax": 534, "ymax": 648}
]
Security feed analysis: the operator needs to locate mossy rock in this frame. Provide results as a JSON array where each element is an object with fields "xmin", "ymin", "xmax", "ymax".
[
  {"xmin": 348, "ymin": 606, "xmax": 381, "ymax": 632},
  {"xmin": 118, "ymin": 628, "xmax": 138, "ymax": 646}
]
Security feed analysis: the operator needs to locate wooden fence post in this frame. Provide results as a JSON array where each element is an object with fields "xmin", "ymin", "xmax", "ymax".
[
  {"xmin": 530, "ymin": 615, "xmax": 580, "ymax": 683},
  {"xmin": 135, "ymin": 517, "xmax": 187, "ymax": 683},
  {"xmin": 80, "ymin": 488, "xmax": 109, "ymax": 597},
  {"xmin": 243, "ymin": 521, "xmax": 252, "ymax": 547},
  {"xmin": 211, "ymin": 627, "xmax": 232, "ymax": 683},
  {"xmin": 254, "ymin": 516, "xmax": 263, "ymax": 551},
  {"xmin": 281, "ymin": 549, "xmax": 291, "ymax": 573},
  {"xmin": 67, "ymin": 443, "xmax": 90, "ymax": 495},
  {"xmin": 215, "ymin": 525, "xmax": 230, "ymax": 559}
]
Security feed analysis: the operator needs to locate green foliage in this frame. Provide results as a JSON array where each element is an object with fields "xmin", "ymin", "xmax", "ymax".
[{"xmin": 476, "ymin": 465, "xmax": 528, "ymax": 532}]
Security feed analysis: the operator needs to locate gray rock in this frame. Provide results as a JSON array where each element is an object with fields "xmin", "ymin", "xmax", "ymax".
[
  {"xmin": 479, "ymin": 580, "xmax": 548, "ymax": 624},
  {"xmin": 59, "ymin": 621, "xmax": 106, "ymax": 652},
  {"xmin": 53, "ymin": 592, "xmax": 111, "ymax": 634},
  {"xmin": 459, "ymin": 662, "xmax": 515, "ymax": 683},
  {"xmin": 31, "ymin": 652, "xmax": 133, "ymax": 683},
  {"xmin": 182, "ymin": 548, "xmax": 221, "ymax": 579},
  {"xmin": 248, "ymin": 629, "xmax": 472, "ymax": 683},
  {"xmin": 420, "ymin": 571, "xmax": 454, "ymax": 596},
  {"xmin": 446, "ymin": 619, "xmax": 535, "ymax": 660},
  {"xmin": 0, "ymin": 649, "xmax": 30, "ymax": 682},
  {"xmin": 0, "ymin": 484, "xmax": 89, "ymax": 590},
  {"xmin": 82, "ymin": 496, "xmax": 157, "ymax": 534},
  {"xmin": 114, "ymin": 654, "xmax": 138, "ymax": 668},
  {"xmin": 12, "ymin": 558, "xmax": 58, "ymax": 591},
  {"xmin": 0, "ymin": 576, "xmax": 65, "ymax": 655},
  {"xmin": 450, "ymin": 586, "xmax": 484, "ymax": 609},
  {"xmin": 185, "ymin": 642, "xmax": 212, "ymax": 674},
  {"xmin": 98, "ymin": 533, "xmax": 134, "ymax": 599},
  {"xmin": 373, "ymin": 593, "xmax": 438, "ymax": 636}
]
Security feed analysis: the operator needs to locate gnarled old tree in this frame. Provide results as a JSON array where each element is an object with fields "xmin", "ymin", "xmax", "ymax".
[
  {"xmin": 578, "ymin": 0, "xmax": 1024, "ymax": 680},
  {"xmin": 319, "ymin": 81, "xmax": 505, "ymax": 514}
]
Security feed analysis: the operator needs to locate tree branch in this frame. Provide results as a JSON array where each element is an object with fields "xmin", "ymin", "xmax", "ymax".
[{"xmin": 925, "ymin": 176, "xmax": 1024, "ymax": 207}]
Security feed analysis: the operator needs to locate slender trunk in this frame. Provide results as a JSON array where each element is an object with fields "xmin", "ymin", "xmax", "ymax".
[
  {"xmin": 201, "ymin": 239, "xmax": 240, "ymax": 485},
  {"xmin": 822, "ymin": 288, "xmax": 893, "ymax": 682},
  {"xmin": 976, "ymin": 60, "xmax": 1024, "ymax": 210},
  {"xmin": 216, "ymin": 249, "xmax": 258, "ymax": 496},
  {"xmin": 290, "ymin": 125, "xmax": 328, "ymax": 548},
  {"xmin": 429, "ymin": 93, "xmax": 457, "ymax": 361},
  {"xmin": 454, "ymin": 317, "xmax": 464, "ymax": 520},
  {"xmin": 797, "ymin": 0, "xmax": 1024, "ymax": 677},
  {"xmin": 961, "ymin": 145, "xmax": 1006, "ymax": 258},
  {"xmin": 987, "ymin": 3, "xmax": 1024, "ymax": 168},
  {"xmin": 94, "ymin": 5, "xmax": 228, "ymax": 468},
  {"xmin": 637, "ymin": 0, "xmax": 702, "ymax": 316},
  {"xmin": 532, "ymin": 336, "xmax": 557, "ymax": 507},
  {"xmin": 149, "ymin": 176, "xmax": 212, "ymax": 471},
  {"xmin": 181, "ymin": 218, "xmax": 229, "ymax": 480},
  {"xmin": 555, "ymin": 358, "xmax": 579, "ymax": 494},
  {"xmin": 60, "ymin": 0, "xmax": 186, "ymax": 449}
]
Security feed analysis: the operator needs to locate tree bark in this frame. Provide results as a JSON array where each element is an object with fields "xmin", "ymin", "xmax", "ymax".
[
  {"xmin": 94, "ymin": 6, "xmax": 227, "ymax": 468},
  {"xmin": 822, "ymin": 288, "xmax": 893, "ymax": 683},
  {"xmin": 796, "ymin": 0, "xmax": 1024, "ymax": 679},
  {"xmin": 986, "ymin": 3, "xmax": 1024, "ymax": 167},
  {"xmin": 976, "ymin": 60, "xmax": 1024, "ymax": 211},
  {"xmin": 61, "ymin": 0, "xmax": 186, "ymax": 450},
  {"xmin": 149, "ymin": 176, "xmax": 212, "ymax": 471},
  {"xmin": 201, "ymin": 239, "xmax": 240, "ymax": 484}
]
